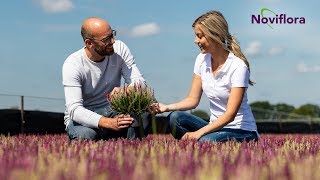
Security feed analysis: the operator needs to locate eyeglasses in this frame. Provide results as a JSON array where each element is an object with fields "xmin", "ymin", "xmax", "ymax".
[{"xmin": 88, "ymin": 30, "xmax": 117, "ymax": 44}]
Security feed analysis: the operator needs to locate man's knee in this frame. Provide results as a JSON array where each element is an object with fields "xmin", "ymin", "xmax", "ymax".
[{"xmin": 67, "ymin": 125, "xmax": 98, "ymax": 141}]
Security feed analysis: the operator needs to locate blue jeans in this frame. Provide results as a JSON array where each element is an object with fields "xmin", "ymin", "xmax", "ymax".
[
  {"xmin": 169, "ymin": 111, "xmax": 259, "ymax": 142},
  {"xmin": 66, "ymin": 107, "xmax": 150, "ymax": 141}
]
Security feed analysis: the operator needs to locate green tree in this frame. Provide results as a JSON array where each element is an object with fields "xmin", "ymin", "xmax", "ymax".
[
  {"xmin": 250, "ymin": 101, "xmax": 273, "ymax": 110},
  {"xmin": 274, "ymin": 103, "xmax": 295, "ymax": 119},
  {"xmin": 250, "ymin": 101, "xmax": 274, "ymax": 119},
  {"xmin": 191, "ymin": 109, "xmax": 210, "ymax": 122},
  {"xmin": 274, "ymin": 103, "xmax": 295, "ymax": 113},
  {"xmin": 292, "ymin": 104, "xmax": 320, "ymax": 117}
]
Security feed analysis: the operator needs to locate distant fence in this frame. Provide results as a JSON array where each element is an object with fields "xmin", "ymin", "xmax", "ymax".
[
  {"xmin": 0, "ymin": 93, "xmax": 64, "ymax": 111},
  {"xmin": 251, "ymin": 107, "xmax": 320, "ymax": 123},
  {"xmin": 251, "ymin": 107, "xmax": 320, "ymax": 133},
  {"xmin": 0, "ymin": 109, "xmax": 65, "ymax": 135},
  {"xmin": 0, "ymin": 94, "xmax": 64, "ymax": 134},
  {"xmin": 1, "ymin": 94, "xmax": 319, "ymax": 135}
]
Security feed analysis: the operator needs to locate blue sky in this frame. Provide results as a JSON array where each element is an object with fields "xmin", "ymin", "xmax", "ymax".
[{"xmin": 0, "ymin": 0, "xmax": 319, "ymax": 112}]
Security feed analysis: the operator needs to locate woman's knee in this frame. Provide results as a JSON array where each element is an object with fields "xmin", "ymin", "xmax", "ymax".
[
  {"xmin": 198, "ymin": 135, "xmax": 214, "ymax": 142},
  {"xmin": 240, "ymin": 133, "xmax": 259, "ymax": 142},
  {"xmin": 198, "ymin": 130, "xmax": 259, "ymax": 143},
  {"xmin": 169, "ymin": 111, "xmax": 186, "ymax": 126}
]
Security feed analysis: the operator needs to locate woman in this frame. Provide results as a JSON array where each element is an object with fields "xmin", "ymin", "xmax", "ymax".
[{"xmin": 153, "ymin": 10, "xmax": 259, "ymax": 142}]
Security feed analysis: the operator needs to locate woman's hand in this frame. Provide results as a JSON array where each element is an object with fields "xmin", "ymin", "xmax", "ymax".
[
  {"xmin": 181, "ymin": 131, "xmax": 203, "ymax": 140},
  {"xmin": 148, "ymin": 103, "xmax": 169, "ymax": 114}
]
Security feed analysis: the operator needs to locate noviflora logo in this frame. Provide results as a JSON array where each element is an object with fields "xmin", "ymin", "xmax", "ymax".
[{"xmin": 252, "ymin": 8, "xmax": 306, "ymax": 29}]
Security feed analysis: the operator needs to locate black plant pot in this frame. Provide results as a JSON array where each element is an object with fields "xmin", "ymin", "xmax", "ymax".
[{"xmin": 129, "ymin": 112, "xmax": 145, "ymax": 140}]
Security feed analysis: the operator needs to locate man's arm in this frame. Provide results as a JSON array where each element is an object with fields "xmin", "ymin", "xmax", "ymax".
[
  {"xmin": 117, "ymin": 41, "xmax": 145, "ymax": 85},
  {"xmin": 63, "ymin": 62, "xmax": 102, "ymax": 128},
  {"xmin": 63, "ymin": 61, "xmax": 134, "ymax": 129}
]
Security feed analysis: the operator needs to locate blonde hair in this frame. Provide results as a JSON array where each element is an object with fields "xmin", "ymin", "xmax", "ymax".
[{"xmin": 193, "ymin": 10, "xmax": 255, "ymax": 85}]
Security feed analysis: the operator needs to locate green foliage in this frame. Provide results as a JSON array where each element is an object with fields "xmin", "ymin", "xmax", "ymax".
[
  {"xmin": 250, "ymin": 101, "xmax": 273, "ymax": 110},
  {"xmin": 250, "ymin": 100, "xmax": 320, "ymax": 119},
  {"xmin": 274, "ymin": 103, "xmax": 295, "ymax": 113},
  {"xmin": 191, "ymin": 109, "xmax": 210, "ymax": 122},
  {"xmin": 292, "ymin": 104, "xmax": 320, "ymax": 117},
  {"xmin": 107, "ymin": 83, "xmax": 156, "ymax": 116},
  {"xmin": 273, "ymin": 103, "xmax": 296, "ymax": 119},
  {"xmin": 106, "ymin": 83, "xmax": 156, "ymax": 139},
  {"xmin": 250, "ymin": 101, "xmax": 274, "ymax": 119}
]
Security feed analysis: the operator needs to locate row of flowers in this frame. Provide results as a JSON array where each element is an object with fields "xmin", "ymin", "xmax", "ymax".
[{"xmin": 1, "ymin": 134, "xmax": 320, "ymax": 180}]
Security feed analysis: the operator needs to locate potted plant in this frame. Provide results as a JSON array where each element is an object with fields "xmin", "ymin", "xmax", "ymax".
[{"xmin": 106, "ymin": 83, "xmax": 156, "ymax": 139}]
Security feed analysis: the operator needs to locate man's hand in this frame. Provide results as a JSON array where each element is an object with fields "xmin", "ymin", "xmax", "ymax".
[
  {"xmin": 110, "ymin": 87, "xmax": 122, "ymax": 96},
  {"xmin": 98, "ymin": 114, "xmax": 133, "ymax": 131}
]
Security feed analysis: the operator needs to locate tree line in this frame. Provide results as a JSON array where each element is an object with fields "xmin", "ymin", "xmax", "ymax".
[
  {"xmin": 250, "ymin": 101, "xmax": 320, "ymax": 119},
  {"xmin": 192, "ymin": 101, "xmax": 320, "ymax": 121}
]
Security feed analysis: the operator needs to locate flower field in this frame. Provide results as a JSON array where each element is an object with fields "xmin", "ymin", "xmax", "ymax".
[{"xmin": 1, "ymin": 134, "xmax": 320, "ymax": 180}]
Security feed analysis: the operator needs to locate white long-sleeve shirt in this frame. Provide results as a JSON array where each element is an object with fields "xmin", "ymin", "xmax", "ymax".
[{"xmin": 62, "ymin": 40, "xmax": 145, "ymax": 128}]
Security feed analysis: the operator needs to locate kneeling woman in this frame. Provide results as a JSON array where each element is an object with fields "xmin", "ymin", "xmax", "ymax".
[{"xmin": 152, "ymin": 10, "xmax": 259, "ymax": 142}]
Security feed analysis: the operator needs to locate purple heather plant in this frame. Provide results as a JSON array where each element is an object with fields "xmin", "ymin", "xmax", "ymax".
[
  {"xmin": 1, "ymin": 134, "xmax": 320, "ymax": 180},
  {"xmin": 106, "ymin": 82, "xmax": 156, "ymax": 138}
]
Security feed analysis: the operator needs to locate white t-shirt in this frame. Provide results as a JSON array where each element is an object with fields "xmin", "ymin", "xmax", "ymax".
[
  {"xmin": 62, "ymin": 40, "xmax": 145, "ymax": 128},
  {"xmin": 194, "ymin": 52, "xmax": 257, "ymax": 131}
]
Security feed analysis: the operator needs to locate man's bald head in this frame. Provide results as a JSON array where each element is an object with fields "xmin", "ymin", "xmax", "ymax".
[{"xmin": 81, "ymin": 17, "xmax": 111, "ymax": 41}]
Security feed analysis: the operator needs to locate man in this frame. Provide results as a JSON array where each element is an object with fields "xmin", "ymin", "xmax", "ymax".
[{"xmin": 62, "ymin": 17, "xmax": 148, "ymax": 140}]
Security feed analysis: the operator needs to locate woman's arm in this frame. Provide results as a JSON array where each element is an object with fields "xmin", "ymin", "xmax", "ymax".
[
  {"xmin": 183, "ymin": 87, "xmax": 245, "ymax": 139},
  {"xmin": 156, "ymin": 74, "xmax": 203, "ymax": 112}
]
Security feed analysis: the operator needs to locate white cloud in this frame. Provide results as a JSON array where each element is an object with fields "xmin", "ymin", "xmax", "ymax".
[
  {"xmin": 297, "ymin": 63, "xmax": 308, "ymax": 73},
  {"xmin": 244, "ymin": 41, "xmax": 261, "ymax": 57},
  {"xmin": 33, "ymin": 0, "xmax": 74, "ymax": 13},
  {"xmin": 244, "ymin": 41, "xmax": 286, "ymax": 58},
  {"xmin": 268, "ymin": 47, "xmax": 285, "ymax": 56},
  {"xmin": 297, "ymin": 63, "xmax": 320, "ymax": 73},
  {"xmin": 129, "ymin": 22, "xmax": 160, "ymax": 38}
]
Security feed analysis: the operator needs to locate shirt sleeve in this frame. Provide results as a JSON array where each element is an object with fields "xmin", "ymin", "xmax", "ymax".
[
  {"xmin": 230, "ymin": 64, "xmax": 249, "ymax": 88},
  {"xmin": 62, "ymin": 61, "xmax": 102, "ymax": 128},
  {"xmin": 117, "ymin": 41, "xmax": 146, "ymax": 85},
  {"xmin": 193, "ymin": 53, "xmax": 204, "ymax": 76}
]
